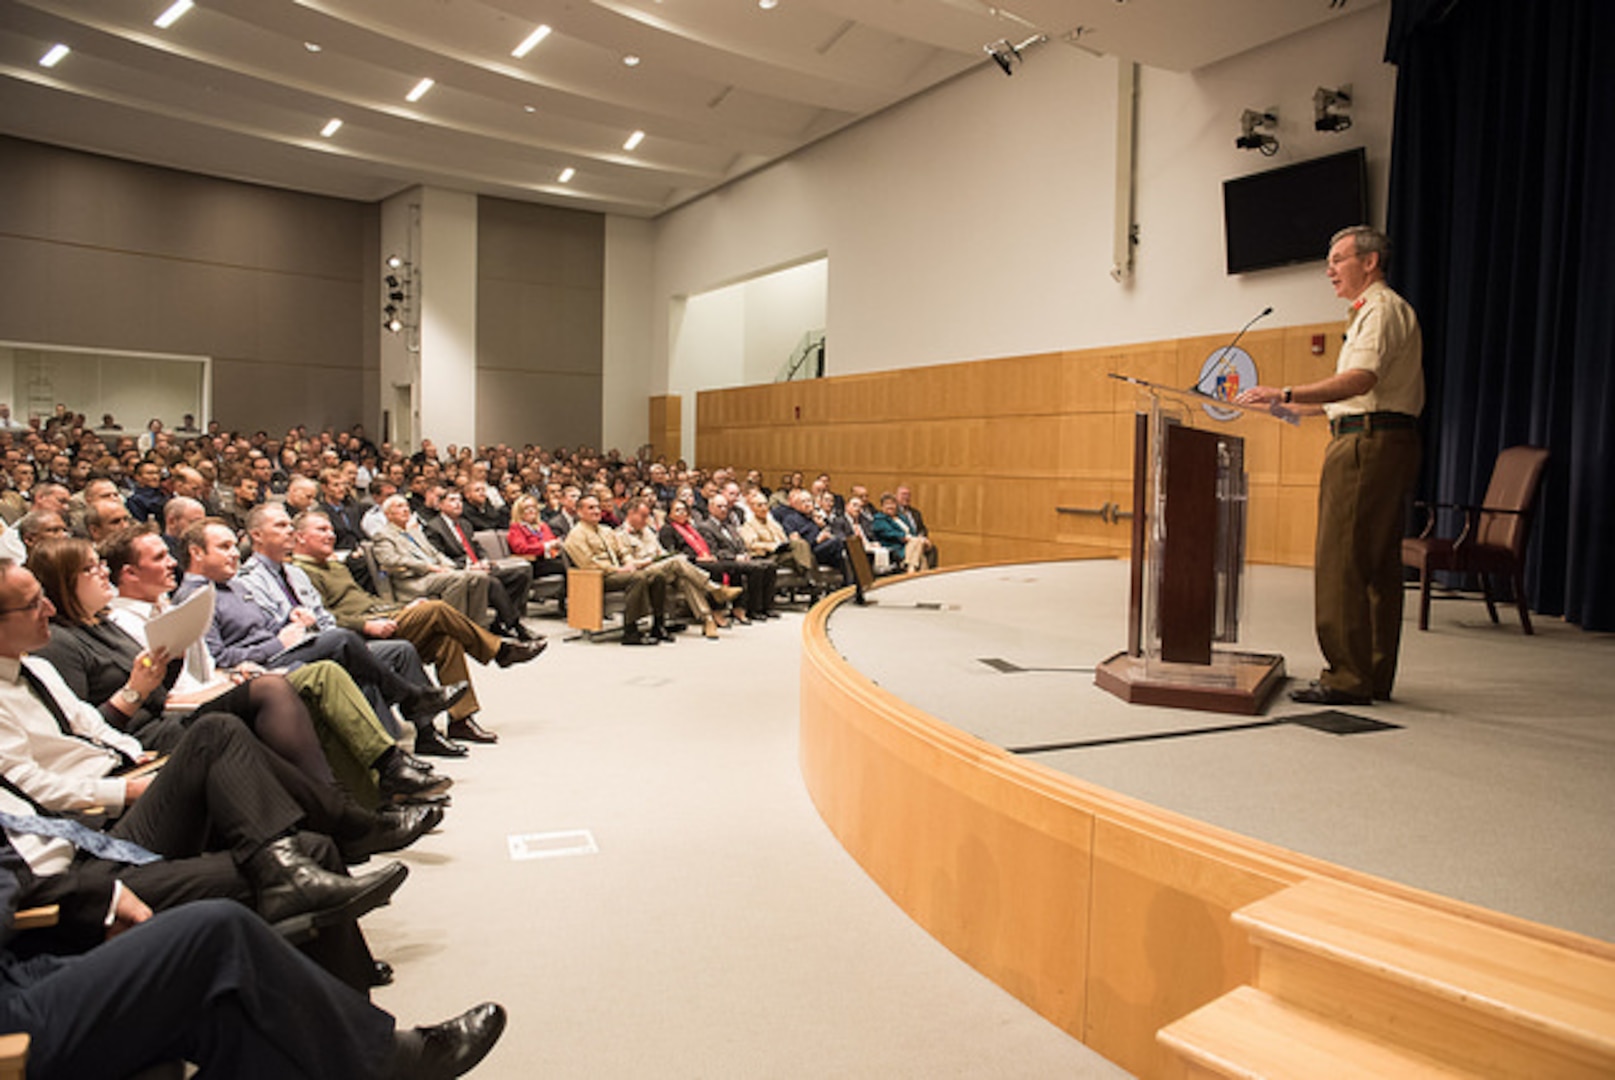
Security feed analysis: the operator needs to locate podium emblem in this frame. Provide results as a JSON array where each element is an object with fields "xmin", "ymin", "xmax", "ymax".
[{"xmin": 1195, "ymin": 346, "xmax": 1258, "ymax": 422}]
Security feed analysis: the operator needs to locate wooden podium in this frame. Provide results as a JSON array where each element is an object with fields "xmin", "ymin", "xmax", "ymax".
[{"xmin": 1095, "ymin": 377, "xmax": 1287, "ymax": 714}]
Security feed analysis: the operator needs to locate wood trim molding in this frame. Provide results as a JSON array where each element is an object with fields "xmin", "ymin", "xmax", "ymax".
[{"xmin": 800, "ymin": 567, "xmax": 1615, "ymax": 1077}]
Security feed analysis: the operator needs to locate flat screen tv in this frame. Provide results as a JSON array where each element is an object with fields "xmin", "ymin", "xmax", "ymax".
[{"xmin": 1223, "ymin": 147, "xmax": 1368, "ymax": 274}]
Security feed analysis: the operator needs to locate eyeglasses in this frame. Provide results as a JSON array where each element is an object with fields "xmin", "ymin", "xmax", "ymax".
[
  {"xmin": 0, "ymin": 590, "xmax": 47, "ymax": 617},
  {"xmin": 79, "ymin": 561, "xmax": 111, "ymax": 577}
]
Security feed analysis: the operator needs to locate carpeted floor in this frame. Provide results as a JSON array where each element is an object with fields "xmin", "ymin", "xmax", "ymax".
[
  {"xmin": 827, "ymin": 560, "xmax": 1615, "ymax": 943},
  {"xmin": 366, "ymin": 605, "xmax": 1131, "ymax": 1079}
]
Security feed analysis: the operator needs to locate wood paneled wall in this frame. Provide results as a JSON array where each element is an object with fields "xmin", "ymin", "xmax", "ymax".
[
  {"xmin": 697, "ymin": 325, "xmax": 1343, "ymax": 566},
  {"xmin": 648, "ymin": 393, "xmax": 681, "ymax": 463}
]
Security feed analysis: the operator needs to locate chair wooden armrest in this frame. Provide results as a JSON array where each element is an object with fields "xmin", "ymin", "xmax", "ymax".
[
  {"xmin": 566, "ymin": 567, "xmax": 605, "ymax": 631},
  {"xmin": 0, "ymin": 906, "xmax": 59, "ymax": 1077},
  {"xmin": 0, "ymin": 1032, "xmax": 29, "ymax": 1080},
  {"xmin": 14, "ymin": 904, "xmax": 58, "ymax": 931}
]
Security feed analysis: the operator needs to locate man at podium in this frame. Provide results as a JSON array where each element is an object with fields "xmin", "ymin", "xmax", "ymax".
[{"xmin": 1239, "ymin": 225, "xmax": 1424, "ymax": 706}]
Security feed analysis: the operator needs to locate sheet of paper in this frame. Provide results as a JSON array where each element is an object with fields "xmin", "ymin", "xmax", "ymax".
[{"xmin": 144, "ymin": 584, "xmax": 215, "ymax": 658}]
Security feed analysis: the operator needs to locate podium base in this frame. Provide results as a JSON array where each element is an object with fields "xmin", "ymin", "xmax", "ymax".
[{"xmin": 1095, "ymin": 650, "xmax": 1286, "ymax": 715}]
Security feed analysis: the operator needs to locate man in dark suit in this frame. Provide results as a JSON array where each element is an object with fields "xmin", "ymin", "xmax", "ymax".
[
  {"xmin": 894, "ymin": 484, "xmax": 938, "ymax": 568},
  {"xmin": 318, "ymin": 467, "xmax": 364, "ymax": 550},
  {"xmin": 0, "ymin": 839, "xmax": 506, "ymax": 1079},
  {"xmin": 426, "ymin": 492, "xmax": 535, "ymax": 641},
  {"xmin": 771, "ymin": 489, "xmax": 849, "ymax": 582}
]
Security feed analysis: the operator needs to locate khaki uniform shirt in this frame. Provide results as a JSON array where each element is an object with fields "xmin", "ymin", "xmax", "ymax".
[{"xmin": 1326, "ymin": 279, "xmax": 1425, "ymax": 420}]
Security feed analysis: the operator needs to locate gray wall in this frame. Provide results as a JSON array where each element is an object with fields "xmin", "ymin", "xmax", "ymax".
[
  {"xmin": 0, "ymin": 136, "xmax": 377, "ymax": 435},
  {"xmin": 476, "ymin": 196, "xmax": 603, "ymax": 450}
]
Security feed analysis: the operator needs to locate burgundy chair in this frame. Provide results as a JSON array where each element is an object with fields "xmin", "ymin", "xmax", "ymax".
[{"xmin": 1401, "ymin": 446, "xmax": 1550, "ymax": 634}]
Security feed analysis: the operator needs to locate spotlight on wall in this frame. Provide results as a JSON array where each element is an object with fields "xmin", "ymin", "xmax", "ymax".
[
  {"xmin": 1236, "ymin": 108, "xmax": 1279, "ymax": 156},
  {"xmin": 1314, "ymin": 85, "xmax": 1352, "ymax": 132},
  {"xmin": 983, "ymin": 34, "xmax": 1047, "ymax": 76},
  {"xmin": 385, "ymin": 254, "xmax": 404, "ymax": 270}
]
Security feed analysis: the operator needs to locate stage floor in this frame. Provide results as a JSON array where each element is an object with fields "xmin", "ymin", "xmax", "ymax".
[{"xmin": 824, "ymin": 559, "xmax": 1615, "ymax": 944}]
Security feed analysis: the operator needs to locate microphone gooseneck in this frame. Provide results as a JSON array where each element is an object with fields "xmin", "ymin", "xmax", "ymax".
[{"xmin": 1193, "ymin": 306, "xmax": 1273, "ymax": 394}]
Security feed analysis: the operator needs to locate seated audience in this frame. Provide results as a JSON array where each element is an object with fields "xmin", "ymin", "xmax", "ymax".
[
  {"xmin": 292, "ymin": 510, "xmax": 544, "ymax": 747},
  {"xmin": 0, "ymin": 559, "xmax": 406, "ymax": 982},
  {"xmin": 772, "ymin": 488, "xmax": 849, "ymax": 583},
  {"xmin": 370, "ymin": 495, "xmax": 492, "ymax": 628},
  {"xmin": 618, "ymin": 499, "xmax": 739, "ymax": 639},
  {"xmin": 562, "ymin": 495, "xmax": 671, "ymax": 647},
  {"xmin": 176, "ymin": 516, "xmax": 468, "ymax": 757},
  {"xmin": 0, "ymin": 862, "xmax": 506, "ymax": 1078},
  {"xmin": 894, "ymin": 484, "xmax": 938, "ymax": 567},
  {"xmin": 660, "ymin": 497, "xmax": 776, "ymax": 623},
  {"xmin": 426, "ymin": 491, "xmax": 535, "ymax": 641},
  {"xmin": 97, "ymin": 526, "xmax": 449, "ymax": 813},
  {"xmin": 871, "ymin": 492, "xmax": 930, "ymax": 573}
]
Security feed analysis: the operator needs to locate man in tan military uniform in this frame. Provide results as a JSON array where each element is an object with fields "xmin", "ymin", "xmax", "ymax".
[{"xmin": 1240, "ymin": 225, "xmax": 1424, "ymax": 704}]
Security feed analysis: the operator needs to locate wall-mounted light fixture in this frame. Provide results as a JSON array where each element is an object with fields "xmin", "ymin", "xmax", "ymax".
[
  {"xmin": 1236, "ymin": 109, "xmax": 1279, "ymax": 156},
  {"xmin": 984, "ymin": 34, "xmax": 1047, "ymax": 76},
  {"xmin": 382, "ymin": 256, "xmax": 417, "ymax": 335},
  {"xmin": 1314, "ymin": 85, "xmax": 1352, "ymax": 132}
]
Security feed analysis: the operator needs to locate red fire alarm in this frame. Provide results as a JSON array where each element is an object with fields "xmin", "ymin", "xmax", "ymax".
[{"xmin": 1311, "ymin": 333, "xmax": 1326, "ymax": 355}]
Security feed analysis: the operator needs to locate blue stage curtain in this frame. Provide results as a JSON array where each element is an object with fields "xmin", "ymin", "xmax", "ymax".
[{"xmin": 1384, "ymin": 0, "xmax": 1615, "ymax": 630}]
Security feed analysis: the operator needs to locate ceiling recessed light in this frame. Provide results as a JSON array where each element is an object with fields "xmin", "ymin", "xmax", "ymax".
[
  {"xmin": 523, "ymin": 104, "xmax": 537, "ymax": 113},
  {"xmin": 304, "ymin": 41, "xmax": 323, "ymax": 53},
  {"xmin": 320, "ymin": 118, "xmax": 343, "ymax": 138},
  {"xmin": 623, "ymin": 130, "xmax": 645, "ymax": 151},
  {"xmin": 512, "ymin": 24, "xmax": 552, "ymax": 59},
  {"xmin": 39, "ymin": 44, "xmax": 70, "ymax": 68},
  {"xmin": 154, "ymin": 0, "xmax": 193, "ymax": 29},
  {"xmin": 759, "ymin": 0, "xmax": 779, "ymax": 8},
  {"xmin": 558, "ymin": 167, "xmax": 575, "ymax": 183},
  {"xmin": 622, "ymin": 55, "xmax": 641, "ymax": 67},
  {"xmin": 405, "ymin": 77, "xmax": 435, "ymax": 103}
]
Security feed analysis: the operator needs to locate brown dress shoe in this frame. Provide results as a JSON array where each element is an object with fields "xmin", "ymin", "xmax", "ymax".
[{"xmin": 447, "ymin": 716, "xmax": 499, "ymax": 744}]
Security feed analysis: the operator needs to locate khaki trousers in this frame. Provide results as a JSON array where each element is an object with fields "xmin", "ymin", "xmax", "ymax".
[
  {"xmin": 393, "ymin": 599, "xmax": 503, "ymax": 721},
  {"xmin": 1314, "ymin": 426, "xmax": 1421, "ymax": 699}
]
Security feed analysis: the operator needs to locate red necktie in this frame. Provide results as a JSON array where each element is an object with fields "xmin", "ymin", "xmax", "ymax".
[{"xmin": 455, "ymin": 521, "xmax": 478, "ymax": 565}]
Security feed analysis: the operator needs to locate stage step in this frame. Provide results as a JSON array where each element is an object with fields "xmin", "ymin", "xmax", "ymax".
[
  {"xmin": 1227, "ymin": 877, "xmax": 1615, "ymax": 1078},
  {"xmin": 1158, "ymin": 985, "xmax": 1466, "ymax": 1079}
]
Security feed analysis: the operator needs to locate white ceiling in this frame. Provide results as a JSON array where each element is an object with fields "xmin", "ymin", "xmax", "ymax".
[{"xmin": 0, "ymin": 0, "xmax": 1378, "ymax": 217}]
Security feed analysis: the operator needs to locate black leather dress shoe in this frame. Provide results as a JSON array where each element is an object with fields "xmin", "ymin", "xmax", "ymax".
[
  {"xmin": 621, "ymin": 627, "xmax": 657, "ymax": 646},
  {"xmin": 377, "ymin": 748, "xmax": 455, "ymax": 801},
  {"xmin": 1289, "ymin": 681, "xmax": 1373, "ymax": 706},
  {"xmin": 495, "ymin": 639, "xmax": 546, "ymax": 667},
  {"xmin": 652, "ymin": 624, "xmax": 678, "ymax": 643},
  {"xmin": 414, "ymin": 726, "xmax": 470, "ymax": 758},
  {"xmin": 402, "ymin": 681, "xmax": 472, "ymax": 725},
  {"xmin": 344, "ymin": 803, "xmax": 444, "ymax": 862},
  {"xmin": 511, "ymin": 622, "xmax": 540, "ymax": 642},
  {"xmin": 396, "ymin": 1002, "xmax": 507, "ymax": 1079},
  {"xmin": 447, "ymin": 716, "xmax": 498, "ymax": 744},
  {"xmin": 248, "ymin": 837, "xmax": 408, "ymax": 938}
]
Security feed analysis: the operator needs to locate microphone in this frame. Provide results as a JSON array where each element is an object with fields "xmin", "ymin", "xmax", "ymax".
[{"xmin": 1193, "ymin": 306, "xmax": 1273, "ymax": 394}]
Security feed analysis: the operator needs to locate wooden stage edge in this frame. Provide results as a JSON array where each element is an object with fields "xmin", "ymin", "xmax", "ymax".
[{"xmin": 799, "ymin": 562, "xmax": 1615, "ymax": 1080}]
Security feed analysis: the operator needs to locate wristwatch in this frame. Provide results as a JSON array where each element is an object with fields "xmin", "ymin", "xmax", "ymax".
[
  {"xmin": 1282, "ymin": 386, "xmax": 1294, "ymax": 404},
  {"xmin": 117, "ymin": 686, "xmax": 142, "ymax": 707}
]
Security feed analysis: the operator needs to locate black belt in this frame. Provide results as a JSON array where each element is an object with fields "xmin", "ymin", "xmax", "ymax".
[{"xmin": 1330, "ymin": 411, "xmax": 1418, "ymax": 437}]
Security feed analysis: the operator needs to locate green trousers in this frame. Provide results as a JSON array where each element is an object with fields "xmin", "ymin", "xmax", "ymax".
[{"xmin": 286, "ymin": 661, "xmax": 397, "ymax": 810}]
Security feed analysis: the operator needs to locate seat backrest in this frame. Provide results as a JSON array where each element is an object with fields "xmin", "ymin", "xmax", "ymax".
[
  {"xmin": 1476, "ymin": 446, "xmax": 1550, "ymax": 553},
  {"xmin": 474, "ymin": 529, "xmax": 510, "ymax": 559},
  {"xmin": 359, "ymin": 541, "xmax": 394, "ymax": 602}
]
